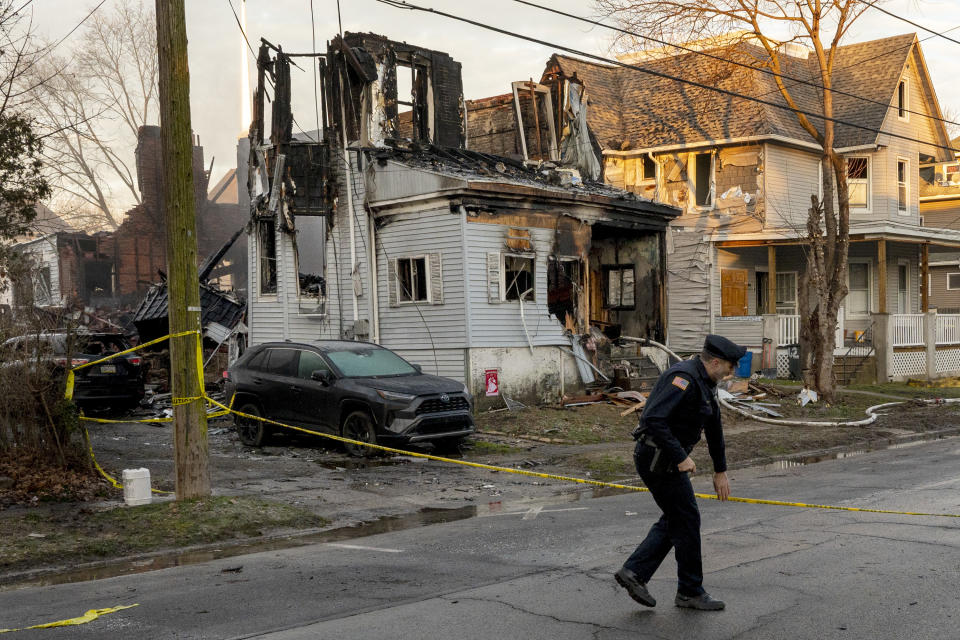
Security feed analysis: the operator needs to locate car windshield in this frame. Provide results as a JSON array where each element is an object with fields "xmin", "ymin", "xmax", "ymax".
[{"xmin": 325, "ymin": 346, "xmax": 417, "ymax": 377}]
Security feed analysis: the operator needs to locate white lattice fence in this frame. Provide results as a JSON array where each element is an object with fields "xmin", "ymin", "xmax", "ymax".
[
  {"xmin": 777, "ymin": 348, "xmax": 791, "ymax": 378},
  {"xmin": 891, "ymin": 351, "xmax": 926, "ymax": 378},
  {"xmin": 936, "ymin": 348, "xmax": 960, "ymax": 374}
]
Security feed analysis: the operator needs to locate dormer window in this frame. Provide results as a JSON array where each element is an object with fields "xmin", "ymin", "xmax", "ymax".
[{"xmin": 897, "ymin": 78, "xmax": 909, "ymax": 121}]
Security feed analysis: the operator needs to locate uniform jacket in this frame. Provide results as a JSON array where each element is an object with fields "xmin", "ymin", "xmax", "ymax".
[{"xmin": 637, "ymin": 356, "xmax": 726, "ymax": 473}]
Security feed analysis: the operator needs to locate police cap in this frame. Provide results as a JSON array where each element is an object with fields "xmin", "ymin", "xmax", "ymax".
[{"xmin": 703, "ymin": 334, "xmax": 747, "ymax": 366}]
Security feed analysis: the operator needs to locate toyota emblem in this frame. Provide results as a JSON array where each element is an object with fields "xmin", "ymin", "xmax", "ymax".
[{"xmin": 440, "ymin": 394, "xmax": 450, "ymax": 403}]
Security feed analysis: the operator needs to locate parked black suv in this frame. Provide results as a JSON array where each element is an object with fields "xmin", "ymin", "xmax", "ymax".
[
  {"xmin": 224, "ymin": 341, "xmax": 474, "ymax": 455},
  {"xmin": 0, "ymin": 332, "xmax": 145, "ymax": 411}
]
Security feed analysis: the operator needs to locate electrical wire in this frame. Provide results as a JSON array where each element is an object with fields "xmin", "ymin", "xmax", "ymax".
[
  {"xmin": 863, "ymin": 0, "xmax": 960, "ymax": 47},
  {"xmin": 374, "ymin": 0, "xmax": 959, "ymax": 154},
  {"xmin": 512, "ymin": 0, "xmax": 960, "ymax": 131}
]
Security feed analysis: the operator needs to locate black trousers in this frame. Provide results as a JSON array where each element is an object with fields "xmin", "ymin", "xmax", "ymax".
[{"xmin": 622, "ymin": 442, "xmax": 705, "ymax": 597}]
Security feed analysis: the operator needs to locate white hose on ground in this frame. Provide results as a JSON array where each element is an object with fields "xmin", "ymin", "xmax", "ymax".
[
  {"xmin": 618, "ymin": 336, "xmax": 683, "ymax": 363},
  {"xmin": 719, "ymin": 395, "xmax": 960, "ymax": 427}
]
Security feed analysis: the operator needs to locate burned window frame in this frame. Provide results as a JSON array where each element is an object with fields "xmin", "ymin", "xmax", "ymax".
[
  {"xmin": 501, "ymin": 253, "xmax": 536, "ymax": 302},
  {"xmin": 395, "ymin": 255, "xmax": 431, "ymax": 304},
  {"xmin": 294, "ymin": 215, "xmax": 326, "ymax": 300},
  {"xmin": 258, "ymin": 218, "xmax": 278, "ymax": 296},
  {"xmin": 691, "ymin": 151, "xmax": 715, "ymax": 208},
  {"xmin": 604, "ymin": 264, "xmax": 636, "ymax": 310}
]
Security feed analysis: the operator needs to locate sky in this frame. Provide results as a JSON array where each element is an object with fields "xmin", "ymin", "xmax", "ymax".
[{"xmin": 29, "ymin": 0, "xmax": 960, "ymax": 207}]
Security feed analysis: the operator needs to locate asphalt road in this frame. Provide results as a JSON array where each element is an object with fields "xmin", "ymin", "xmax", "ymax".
[{"xmin": 2, "ymin": 437, "xmax": 959, "ymax": 639}]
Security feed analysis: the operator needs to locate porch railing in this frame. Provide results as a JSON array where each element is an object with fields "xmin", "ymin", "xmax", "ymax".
[
  {"xmin": 778, "ymin": 315, "xmax": 799, "ymax": 345},
  {"xmin": 777, "ymin": 310, "xmax": 844, "ymax": 346},
  {"xmin": 892, "ymin": 313, "xmax": 925, "ymax": 347},
  {"xmin": 936, "ymin": 314, "xmax": 960, "ymax": 345}
]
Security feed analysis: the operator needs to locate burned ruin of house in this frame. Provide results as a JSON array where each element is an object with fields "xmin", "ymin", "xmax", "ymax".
[{"xmin": 243, "ymin": 33, "xmax": 679, "ymax": 407}]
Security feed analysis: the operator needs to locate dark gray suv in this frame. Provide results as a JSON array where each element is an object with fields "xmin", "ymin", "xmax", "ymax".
[{"xmin": 223, "ymin": 340, "xmax": 474, "ymax": 455}]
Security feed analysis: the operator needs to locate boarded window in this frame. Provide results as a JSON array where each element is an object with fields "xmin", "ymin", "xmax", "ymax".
[
  {"xmin": 258, "ymin": 219, "xmax": 278, "ymax": 295},
  {"xmin": 846, "ymin": 157, "xmax": 869, "ymax": 209},
  {"xmin": 694, "ymin": 152, "xmax": 712, "ymax": 207},
  {"xmin": 604, "ymin": 265, "xmax": 635, "ymax": 309},
  {"xmin": 503, "ymin": 254, "xmax": 535, "ymax": 301}
]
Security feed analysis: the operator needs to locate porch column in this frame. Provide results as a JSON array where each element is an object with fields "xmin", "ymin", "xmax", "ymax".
[
  {"xmin": 925, "ymin": 309, "xmax": 937, "ymax": 381},
  {"xmin": 921, "ymin": 243, "xmax": 930, "ymax": 312},
  {"xmin": 873, "ymin": 312, "xmax": 893, "ymax": 382},
  {"xmin": 767, "ymin": 245, "xmax": 777, "ymax": 314},
  {"xmin": 877, "ymin": 239, "xmax": 887, "ymax": 314}
]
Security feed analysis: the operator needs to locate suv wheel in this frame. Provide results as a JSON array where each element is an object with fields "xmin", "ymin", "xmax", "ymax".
[
  {"xmin": 236, "ymin": 402, "xmax": 271, "ymax": 447},
  {"xmin": 341, "ymin": 410, "xmax": 377, "ymax": 457}
]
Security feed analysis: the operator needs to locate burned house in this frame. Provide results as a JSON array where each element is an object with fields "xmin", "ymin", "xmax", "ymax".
[{"xmin": 244, "ymin": 33, "xmax": 679, "ymax": 406}]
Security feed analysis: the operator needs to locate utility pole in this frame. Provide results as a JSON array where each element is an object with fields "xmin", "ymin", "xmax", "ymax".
[{"xmin": 155, "ymin": 0, "xmax": 209, "ymax": 499}]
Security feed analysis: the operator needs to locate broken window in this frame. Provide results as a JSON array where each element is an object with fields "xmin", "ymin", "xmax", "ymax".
[
  {"xmin": 605, "ymin": 265, "xmax": 635, "ymax": 309},
  {"xmin": 693, "ymin": 152, "xmax": 713, "ymax": 207},
  {"xmin": 395, "ymin": 59, "xmax": 431, "ymax": 142},
  {"xmin": 641, "ymin": 156, "xmax": 656, "ymax": 182},
  {"xmin": 296, "ymin": 216, "xmax": 325, "ymax": 298},
  {"xmin": 397, "ymin": 256, "xmax": 429, "ymax": 303},
  {"xmin": 503, "ymin": 254, "xmax": 535, "ymax": 301},
  {"xmin": 547, "ymin": 256, "xmax": 581, "ymax": 324},
  {"xmin": 258, "ymin": 219, "xmax": 277, "ymax": 295}
]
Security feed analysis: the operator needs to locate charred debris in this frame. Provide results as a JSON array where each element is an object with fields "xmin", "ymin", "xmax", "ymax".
[{"xmin": 244, "ymin": 32, "xmax": 679, "ymax": 404}]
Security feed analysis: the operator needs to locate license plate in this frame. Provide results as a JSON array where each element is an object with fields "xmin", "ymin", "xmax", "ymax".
[{"xmin": 100, "ymin": 364, "xmax": 117, "ymax": 374}]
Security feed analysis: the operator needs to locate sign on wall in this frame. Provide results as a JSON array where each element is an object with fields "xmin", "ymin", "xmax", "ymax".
[{"xmin": 484, "ymin": 369, "xmax": 500, "ymax": 396}]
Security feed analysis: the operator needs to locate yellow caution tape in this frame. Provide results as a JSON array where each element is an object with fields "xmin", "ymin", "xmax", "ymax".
[
  {"xmin": 0, "ymin": 604, "xmax": 139, "ymax": 633},
  {"xmin": 208, "ymin": 397, "xmax": 960, "ymax": 520},
  {"xmin": 72, "ymin": 330, "xmax": 960, "ymax": 519}
]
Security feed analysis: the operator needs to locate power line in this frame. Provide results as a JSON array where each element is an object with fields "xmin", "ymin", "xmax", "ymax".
[
  {"xmin": 512, "ymin": 0, "xmax": 960, "ymax": 131},
  {"xmin": 863, "ymin": 0, "xmax": 960, "ymax": 48},
  {"xmin": 375, "ymin": 0, "xmax": 959, "ymax": 154}
]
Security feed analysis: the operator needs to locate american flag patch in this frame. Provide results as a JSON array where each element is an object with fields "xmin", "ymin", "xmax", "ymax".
[{"xmin": 671, "ymin": 376, "xmax": 689, "ymax": 390}]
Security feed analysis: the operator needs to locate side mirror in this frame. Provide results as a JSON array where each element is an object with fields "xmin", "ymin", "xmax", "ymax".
[
  {"xmin": 411, "ymin": 363, "xmax": 423, "ymax": 373},
  {"xmin": 311, "ymin": 369, "xmax": 333, "ymax": 385}
]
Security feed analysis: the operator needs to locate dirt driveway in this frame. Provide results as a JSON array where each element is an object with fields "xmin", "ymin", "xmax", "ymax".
[{"xmin": 84, "ymin": 392, "xmax": 960, "ymax": 529}]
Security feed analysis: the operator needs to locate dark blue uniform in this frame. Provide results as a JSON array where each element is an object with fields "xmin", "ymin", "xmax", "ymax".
[{"xmin": 622, "ymin": 355, "xmax": 726, "ymax": 597}]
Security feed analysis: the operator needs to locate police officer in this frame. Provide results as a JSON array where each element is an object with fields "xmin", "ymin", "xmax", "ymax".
[{"xmin": 614, "ymin": 334, "xmax": 745, "ymax": 611}]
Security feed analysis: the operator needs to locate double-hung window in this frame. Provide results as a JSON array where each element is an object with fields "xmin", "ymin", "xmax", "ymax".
[
  {"xmin": 897, "ymin": 158, "xmax": 909, "ymax": 214},
  {"xmin": 846, "ymin": 157, "xmax": 870, "ymax": 211},
  {"xmin": 847, "ymin": 261, "xmax": 871, "ymax": 316}
]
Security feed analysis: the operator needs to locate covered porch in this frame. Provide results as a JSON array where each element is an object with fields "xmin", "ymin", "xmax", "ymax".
[{"xmin": 706, "ymin": 222, "xmax": 960, "ymax": 380}]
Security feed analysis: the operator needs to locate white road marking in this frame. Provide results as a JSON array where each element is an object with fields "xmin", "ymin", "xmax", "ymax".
[
  {"xmin": 522, "ymin": 506, "xmax": 544, "ymax": 520},
  {"xmin": 324, "ymin": 543, "xmax": 403, "ymax": 553},
  {"xmin": 486, "ymin": 506, "xmax": 589, "ymax": 519}
]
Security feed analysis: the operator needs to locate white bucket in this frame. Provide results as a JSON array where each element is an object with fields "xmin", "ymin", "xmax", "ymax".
[{"xmin": 122, "ymin": 468, "xmax": 152, "ymax": 506}]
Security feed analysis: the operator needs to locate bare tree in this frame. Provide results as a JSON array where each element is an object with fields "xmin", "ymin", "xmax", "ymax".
[
  {"xmin": 941, "ymin": 105, "xmax": 960, "ymax": 141},
  {"xmin": 0, "ymin": 1, "xmax": 51, "ymax": 242},
  {"xmin": 32, "ymin": 1, "xmax": 157, "ymax": 230},
  {"xmin": 594, "ymin": 0, "xmax": 889, "ymax": 402}
]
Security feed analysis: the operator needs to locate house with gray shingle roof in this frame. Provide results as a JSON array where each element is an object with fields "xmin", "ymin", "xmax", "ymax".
[{"xmin": 527, "ymin": 33, "xmax": 960, "ymax": 370}]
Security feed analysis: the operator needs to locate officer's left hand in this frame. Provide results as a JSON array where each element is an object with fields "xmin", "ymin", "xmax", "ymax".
[{"xmin": 713, "ymin": 472, "xmax": 730, "ymax": 501}]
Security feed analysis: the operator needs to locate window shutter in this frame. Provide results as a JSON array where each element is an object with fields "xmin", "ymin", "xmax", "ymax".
[
  {"xmin": 429, "ymin": 252, "xmax": 444, "ymax": 304},
  {"xmin": 487, "ymin": 251, "xmax": 501, "ymax": 303},
  {"xmin": 388, "ymin": 258, "xmax": 399, "ymax": 307}
]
